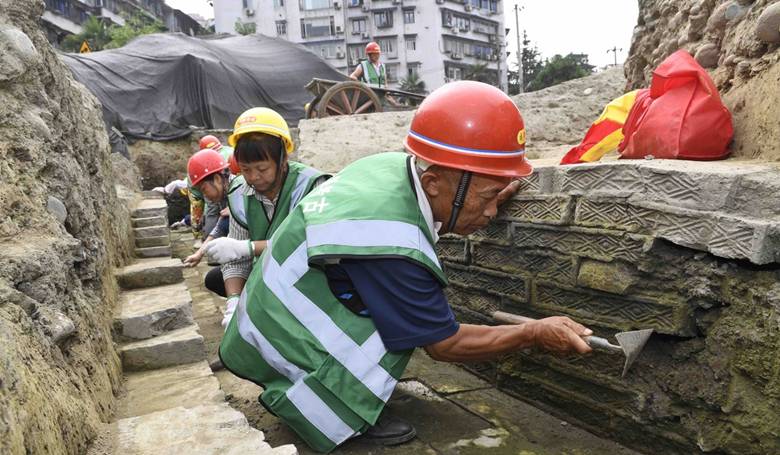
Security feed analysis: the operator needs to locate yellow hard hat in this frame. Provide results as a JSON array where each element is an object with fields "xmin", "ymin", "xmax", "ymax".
[{"xmin": 228, "ymin": 107, "xmax": 294, "ymax": 153}]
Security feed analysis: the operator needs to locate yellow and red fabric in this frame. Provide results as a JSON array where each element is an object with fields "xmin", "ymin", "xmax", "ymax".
[{"xmin": 560, "ymin": 89, "xmax": 641, "ymax": 165}]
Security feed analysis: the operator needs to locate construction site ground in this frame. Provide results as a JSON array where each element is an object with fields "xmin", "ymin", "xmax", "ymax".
[{"xmin": 171, "ymin": 231, "xmax": 639, "ymax": 455}]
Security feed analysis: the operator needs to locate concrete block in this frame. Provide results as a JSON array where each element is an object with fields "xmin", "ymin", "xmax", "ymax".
[
  {"xmin": 117, "ymin": 258, "xmax": 183, "ymax": 290},
  {"xmin": 132, "ymin": 199, "xmax": 167, "ymax": 219},
  {"xmin": 115, "ymin": 283, "xmax": 194, "ymax": 341},
  {"xmin": 468, "ymin": 220, "xmax": 513, "ymax": 246},
  {"xmin": 118, "ymin": 362, "xmax": 224, "ymax": 418},
  {"xmin": 116, "ymin": 404, "xmax": 295, "ymax": 454},
  {"xmin": 132, "ymin": 216, "xmax": 167, "ymax": 228},
  {"xmin": 120, "ymin": 325, "xmax": 206, "ymax": 371},
  {"xmin": 134, "ymin": 225, "xmax": 169, "ymax": 238},
  {"xmin": 576, "ymin": 260, "xmax": 638, "ymax": 295},
  {"xmin": 141, "ymin": 190, "xmax": 164, "ymax": 199},
  {"xmin": 444, "ymin": 263, "xmax": 527, "ymax": 303},
  {"xmin": 135, "ymin": 235, "xmax": 171, "ymax": 249},
  {"xmin": 512, "ymin": 223, "xmax": 650, "ymax": 263},
  {"xmin": 574, "ymin": 196, "xmax": 642, "ymax": 232},
  {"xmin": 534, "ymin": 282, "xmax": 695, "ymax": 336},
  {"xmin": 499, "ymin": 194, "xmax": 574, "ymax": 225},
  {"xmin": 729, "ymin": 170, "xmax": 780, "ymax": 219},
  {"xmin": 135, "ymin": 245, "xmax": 172, "ymax": 258},
  {"xmin": 436, "ymin": 235, "xmax": 469, "ymax": 264},
  {"xmin": 471, "ymin": 242, "xmax": 576, "ymax": 283}
]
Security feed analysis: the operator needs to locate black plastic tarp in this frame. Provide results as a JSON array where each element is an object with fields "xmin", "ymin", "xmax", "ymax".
[{"xmin": 60, "ymin": 33, "xmax": 347, "ymax": 141}]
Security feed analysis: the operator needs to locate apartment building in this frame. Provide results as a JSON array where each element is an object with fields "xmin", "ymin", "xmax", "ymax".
[
  {"xmin": 213, "ymin": 0, "xmax": 507, "ymax": 92},
  {"xmin": 41, "ymin": 0, "xmax": 202, "ymax": 47}
]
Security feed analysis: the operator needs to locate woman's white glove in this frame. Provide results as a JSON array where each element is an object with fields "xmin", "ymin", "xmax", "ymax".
[
  {"xmin": 222, "ymin": 295, "xmax": 240, "ymax": 330},
  {"xmin": 203, "ymin": 238, "xmax": 253, "ymax": 264}
]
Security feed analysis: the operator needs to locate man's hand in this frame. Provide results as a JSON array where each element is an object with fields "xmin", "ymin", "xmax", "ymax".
[
  {"xmin": 220, "ymin": 207, "xmax": 230, "ymax": 218},
  {"xmin": 203, "ymin": 238, "xmax": 252, "ymax": 264},
  {"xmin": 497, "ymin": 180, "xmax": 521, "ymax": 206},
  {"xmin": 183, "ymin": 249, "xmax": 204, "ymax": 267},
  {"xmin": 528, "ymin": 316, "xmax": 592, "ymax": 355}
]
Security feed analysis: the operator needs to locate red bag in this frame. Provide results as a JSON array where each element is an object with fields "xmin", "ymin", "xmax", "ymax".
[{"xmin": 619, "ymin": 50, "xmax": 733, "ymax": 160}]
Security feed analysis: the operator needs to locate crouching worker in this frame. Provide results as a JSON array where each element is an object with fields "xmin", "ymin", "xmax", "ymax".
[
  {"xmin": 182, "ymin": 150, "xmax": 233, "ymax": 296},
  {"xmin": 203, "ymin": 108, "xmax": 329, "ymax": 328},
  {"xmin": 218, "ymin": 82, "xmax": 594, "ymax": 452}
]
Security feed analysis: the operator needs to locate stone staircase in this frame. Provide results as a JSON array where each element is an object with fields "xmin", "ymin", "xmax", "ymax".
[{"xmin": 95, "ymin": 197, "xmax": 296, "ymax": 454}]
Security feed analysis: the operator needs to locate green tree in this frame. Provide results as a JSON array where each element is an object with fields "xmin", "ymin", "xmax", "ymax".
[
  {"xmin": 520, "ymin": 30, "xmax": 543, "ymax": 91},
  {"xmin": 399, "ymin": 73, "xmax": 426, "ymax": 94},
  {"xmin": 61, "ymin": 16, "xmax": 111, "ymax": 52},
  {"xmin": 527, "ymin": 53, "xmax": 594, "ymax": 91},
  {"xmin": 463, "ymin": 63, "xmax": 497, "ymax": 86},
  {"xmin": 507, "ymin": 62, "xmax": 520, "ymax": 95},
  {"xmin": 234, "ymin": 19, "xmax": 256, "ymax": 35},
  {"xmin": 105, "ymin": 13, "xmax": 165, "ymax": 49}
]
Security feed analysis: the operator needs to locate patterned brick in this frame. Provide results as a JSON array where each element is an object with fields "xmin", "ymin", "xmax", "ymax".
[
  {"xmin": 444, "ymin": 284, "xmax": 500, "ymax": 315},
  {"xmin": 499, "ymin": 194, "xmax": 573, "ymax": 225},
  {"xmin": 554, "ymin": 162, "xmax": 644, "ymax": 196},
  {"xmin": 534, "ymin": 282, "xmax": 694, "ymax": 336},
  {"xmin": 436, "ymin": 235, "xmax": 469, "ymax": 264},
  {"xmin": 469, "ymin": 220, "xmax": 512, "ymax": 245},
  {"xmin": 575, "ymin": 197, "xmax": 641, "ymax": 232},
  {"xmin": 512, "ymin": 223, "xmax": 650, "ymax": 263},
  {"xmin": 471, "ymin": 242, "xmax": 575, "ymax": 283},
  {"xmin": 444, "ymin": 263, "xmax": 527, "ymax": 303}
]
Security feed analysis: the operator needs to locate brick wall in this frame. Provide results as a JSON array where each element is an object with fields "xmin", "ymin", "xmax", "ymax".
[{"xmin": 438, "ymin": 159, "xmax": 780, "ymax": 455}]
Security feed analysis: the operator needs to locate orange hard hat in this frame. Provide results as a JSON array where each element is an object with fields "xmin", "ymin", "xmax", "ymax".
[
  {"xmin": 365, "ymin": 42, "xmax": 381, "ymax": 54},
  {"xmin": 227, "ymin": 152, "xmax": 240, "ymax": 175},
  {"xmin": 188, "ymin": 149, "xmax": 229, "ymax": 186},
  {"xmin": 199, "ymin": 134, "xmax": 222, "ymax": 151},
  {"xmin": 404, "ymin": 81, "xmax": 532, "ymax": 178}
]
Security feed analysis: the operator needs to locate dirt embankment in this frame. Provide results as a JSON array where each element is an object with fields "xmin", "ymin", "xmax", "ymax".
[
  {"xmin": 0, "ymin": 1, "xmax": 137, "ymax": 453},
  {"xmin": 626, "ymin": 0, "xmax": 780, "ymax": 160}
]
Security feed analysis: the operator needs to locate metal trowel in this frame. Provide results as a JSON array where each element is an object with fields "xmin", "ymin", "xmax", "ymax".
[{"xmin": 492, "ymin": 311, "xmax": 653, "ymax": 378}]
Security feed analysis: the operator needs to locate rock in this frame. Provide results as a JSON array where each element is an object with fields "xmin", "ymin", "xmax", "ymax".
[
  {"xmin": 114, "ymin": 283, "xmax": 194, "ymax": 341},
  {"xmin": 0, "ymin": 25, "xmax": 37, "ymax": 82},
  {"xmin": 116, "ymin": 258, "xmax": 183, "ymax": 289},
  {"xmin": 46, "ymin": 196, "xmax": 67, "ymax": 224},
  {"xmin": 582, "ymin": 88, "xmax": 594, "ymax": 96},
  {"xmin": 34, "ymin": 307, "xmax": 75, "ymax": 346},
  {"xmin": 694, "ymin": 43, "xmax": 720, "ymax": 68},
  {"xmin": 756, "ymin": 2, "xmax": 780, "ymax": 44},
  {"xmin": 119, "ymin": 324, "xmax": 205, "ymax": 371}
]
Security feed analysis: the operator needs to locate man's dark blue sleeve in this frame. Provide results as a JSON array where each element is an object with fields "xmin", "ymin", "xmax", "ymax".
[{"xmin": 338, "ymin": 258, "xmax": 459, "ymax": 352}]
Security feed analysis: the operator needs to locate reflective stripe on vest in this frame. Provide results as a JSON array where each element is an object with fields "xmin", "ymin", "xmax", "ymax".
[{"xmin": 220, "ymin": 152, "xmax": 443, "ymax": 452}]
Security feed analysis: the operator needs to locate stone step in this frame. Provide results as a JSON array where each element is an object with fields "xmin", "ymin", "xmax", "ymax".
[
  {"xmin": 135, "ymin": 236, "xmax": 170, "ymax": 249},
  {"xmin": 114, "ymin": 283, "xmax": 194, "ymax": 341},
  {"xmin": 132, "ymin": 199, "xmax": 167, "ymax": 219},
  {"xmin": 120, "ymin": 324, "xmax": 205, "ymax": 371},
  {"xmin": 134, "ymin": 245, "xmax": 172, "ymax": 258},
  {"xmin": 134, "ymin": 225, "xmax": 169, "ymax": 239},
  {"xmin": 115, "ymin": 404, "xmax": 298, "ymax": 454},
  {"xmin": 117, "ymin": 361, "xmax": 224, "ymax": 418},
  {"xmin": 141, "ymin": 190, "xmax": 164, "ymax": 199},
  {"xmin": 116, "ymin": 258, "xmax": 183, "ymax": 289},
  {"xmin": 132, "ymin": 216, "xmax": 166, "ymax": 229}
]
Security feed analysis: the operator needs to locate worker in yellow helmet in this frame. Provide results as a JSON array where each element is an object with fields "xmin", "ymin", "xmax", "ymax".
[{"xmin": 203, "ymin": 107, "xmax": 330, "ymax": 329}]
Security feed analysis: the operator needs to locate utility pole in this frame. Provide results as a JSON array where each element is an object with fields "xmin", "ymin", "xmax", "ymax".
[
  {"xmin": 607, "ymin": 46, "xmax": 623, "ymax": 66},
  {"xmin": 514, "ymin": 3, "xmax": 524, "ymax": 93}
]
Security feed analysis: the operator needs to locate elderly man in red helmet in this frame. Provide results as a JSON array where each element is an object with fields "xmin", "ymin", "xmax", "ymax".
[{"xmin": 219, "ymin": 81, "xmax": 593, "ymax": 452}]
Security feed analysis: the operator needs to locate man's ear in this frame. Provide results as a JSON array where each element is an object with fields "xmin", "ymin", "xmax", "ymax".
[{"xmin": 420, "ymin": 170, "xmax": 441, "ymax": 198}]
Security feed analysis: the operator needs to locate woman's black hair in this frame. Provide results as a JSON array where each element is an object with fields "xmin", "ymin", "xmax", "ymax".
[{"xmin": 234, "ymin": 132, "xmax": 286, "ymax": 166}]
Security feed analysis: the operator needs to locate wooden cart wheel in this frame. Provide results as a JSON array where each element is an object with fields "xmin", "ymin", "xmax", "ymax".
[{"xmin": 317, "ymin": 81, "xmax": 383, "ymax": 118}]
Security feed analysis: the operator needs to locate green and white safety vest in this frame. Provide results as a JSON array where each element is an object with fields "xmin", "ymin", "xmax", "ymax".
[
  {"xmin": 360, "ymin": 60, "xmax": 386, "ymax": 88},
  {"xmin": 227, "ymin": 161, "xmax": 325, "ymax": 241},
  {"xmin": 219, "ymin": 152, "xmax": 446, "ymax": 453}
]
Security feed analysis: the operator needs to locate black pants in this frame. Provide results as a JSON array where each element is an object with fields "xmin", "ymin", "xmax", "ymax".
[{"xmin": 205, "ymin": 266, "xmax": 226, "ymax": 297}]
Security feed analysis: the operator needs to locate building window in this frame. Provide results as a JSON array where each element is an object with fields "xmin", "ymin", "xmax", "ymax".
[
  {"xmin": 301, "ymin": 16, "xmax": 334, "ymax": 38},
  {"xmin": 442, "ymin": 11, "xmax": 470, "ymax": 31},
  {"xmin": 385, "ymin": 63, "xmax": 399, "ymax": 82},
  {"xmin": 319, "ymin": 43, "xmax": 337, "ymax": 58},
  {"xmin": 242, "ymin": 0, "xmax": 249, "ymax": 8},
  {"xmin": 351, "ymin": 18, "xmax": 366, "ymax": 34},
  {"xmin": 274, "ymin": 0, "xmax": 284, "ymax": 6},
  {"xmin": 376, "ymin": 37, "xmax": 396, "ymax": 58},
  {"xmin": 405, "ymin": 36, "xmax": 416, "ymax": 51},
  {"xmin": 348, "ymin": 0, "xmax": 362, "ymax": 6},
  {"xmin": 276, "ymin": 20, "xmax": 287, "ymax": 35},
  {"xmin": 348, "ymin": 44, "xmax": 365, "ymax": 65},
  {"xmin": 300, "ymin": 0, "xmax": 329, "ymax": 10},
  {"xmin": 403, "ymin": 9, "xmax": 415, "ymax": 24},
  {"xmin": 407, "ymin": 63, "xmax": 420, "ymax": 78},
  {"xmin": 447, "ymin": 67, "xmax": 462, "ymax": 81},
  {"xmin": 374, "ymin": 10, "xmax": 393, "ymax": 28}
]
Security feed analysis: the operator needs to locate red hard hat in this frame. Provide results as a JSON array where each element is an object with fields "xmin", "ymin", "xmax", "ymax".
[
  {"xmin": 404, "ymin": 81, "xmax": 532, "ymax": 178},
  {"xmin": 365, "ymin": 42, "xmax": 381, "ymax": 54},
  {"xmin": 188, "ymin": 149, "xmax": 229, "ymax": 186},
  {"xmin": 228, "ymin": 153, "xmax": 240, "ymax": 175},
  {"xmin": 198, "ymin": 134, "xmax": 222, "ymax": 151}
]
